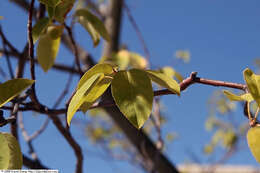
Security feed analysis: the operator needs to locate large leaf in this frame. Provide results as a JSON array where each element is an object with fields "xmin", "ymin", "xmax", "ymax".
[
  {"xmin": 32, "ymin": 17, "xmax": 50, "ymax": 43},
  {"xmin": 111, "ymin": 69, "xmax": 153, "ymax": 129},
  {"xmin": 80, "ymin": 76, "xmax": 112, "ymax": 112},
  {"xmin": 0, "ymin": 132, "xmax": 23, "ymax": 169},
  {"xmin": 145, "ymin": 70, "xmax": 180, "ymax": 96},
  {"xmin": 38, "ymin": 0, "xmax": 61, "ymax": 7},
  {"xmin": 77, "ymin": 63, "xmax": 114, "ymax": 90},
  {"xmin": 244, "ymin": 68, "xmax": 260, "ymax": 106},
  {"xmin": 67, "ymin": 73, "xmax": 104, "ymax": 125},
  {"xmin": 223, "ymin": 90, "xmax": 254, "ymax": 102},
  {"xmin": 36, "ymin": 25, "xmax": 63, "ymax": 72},
  {"xmin": 54, "ymin": 0, "xmax": 75, "ymax": 23},
  {"xmin": 75, "ymin": 9, "xmax": 110, "ymax": 44},
  {"xmin": 0, "ymin": 78, "xmax": 34, "ymax": 107},
  {"xmin": 247, "ymin": 126, "xmax": 260, "ymax": 163}
]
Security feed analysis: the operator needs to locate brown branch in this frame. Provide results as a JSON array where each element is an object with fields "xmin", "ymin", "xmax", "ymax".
[
  {"xmin": 50, "ymin": 116, "xmax": 83, "ymax": 173},
  {"xmin": 28, "ymin": 0, "xmax": 40, "ymax": 107},
  {"xmin": 23, "ymin": 155, "xmax": 49, "ymax": 169}
]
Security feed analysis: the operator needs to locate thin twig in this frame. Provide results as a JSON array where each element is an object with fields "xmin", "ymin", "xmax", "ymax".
[
  {"xmin": 27, "ymin": 0, "xmax": 40, "ymax": 107},
  {"xmin": 124, "ymin": 4, "xmax": 151, "ymax": 64},
  {"xmin": 64, "ymin": 24, "xmax": 84, "ymax": 76}
]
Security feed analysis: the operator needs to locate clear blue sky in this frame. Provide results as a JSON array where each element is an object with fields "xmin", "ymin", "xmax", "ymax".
[{"xmin": 1, "ymin": 0, "xmax": 260, "ymax": 172}]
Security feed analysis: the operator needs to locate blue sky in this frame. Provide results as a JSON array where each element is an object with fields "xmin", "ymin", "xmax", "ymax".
[{"xmin": 1, "ymin": 0, "xmax": 260, "ymax": 172}]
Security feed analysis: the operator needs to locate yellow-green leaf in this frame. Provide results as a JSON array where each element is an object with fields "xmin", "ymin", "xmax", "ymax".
[
  {"xmin": 32, "ymin": 17, "xmax": 50, "ymax": 43},
  {"xmin": 0, "ymin": 78, "xmax": 34, "ymax": 107},
  {"xmin": 111, "ymin": 69, "xmax": 153, "ymax": 129},
  {"xmin": 0, "ymin": 132, "xmax": 23, "ymax": 169},
  {"xmin": 145, "ymin": 70, "xmax": 180, "ymax": 96},
  {"xmin": 247, "ymin": 126, "xmax": 260, "ymax": 163},
  {"xmin": 129, "ymin": 52, "xmax": 148, "ymax": 69},
  {"xmin": 54, "ymin": 0, "xmax": 75, "ymax": 23},
  {"xmin": 75, "ymin": 9, "xmax": 110, "ymax": 43},
  {"xmin": 175, "ymin": 50, "xmax": 190, "ymax": 63},
  {"xmin": 37, "ymin": 25, "xmax": 63, "ymax": 72},
  {"xmin": 78, "ymin": 16, "xmax": 100, "ymax": 47},
  {"xmin": 223, "ymin": 90, "xmax": 254, "ymax": 102},
  {"xmin": 77, "ymin": 63, "xmax": 114, "ymax": 90},
  {"xmin": 38, "ymin": 0, "xmax": 61, "ymax": 7},
  {"xmin": 67, "ymin": 73, "xmax": 104, "ymax": 125},
  {"xmin": 243, "ymin": 68, "xmax": 260, "ymax": 106},
  {"xmin": 80, "ymin": 76, "xmax": 112, "ymax": 112},
  {"xmin": 160, "ymin": 66, "xmax": 183, "ymax": 82}
]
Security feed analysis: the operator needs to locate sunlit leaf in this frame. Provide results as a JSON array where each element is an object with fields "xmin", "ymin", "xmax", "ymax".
[
  {"xmin": 32, "ymin": 17, "xmax": 50, "ymax": 43},
  {"xmin": 78, "ymin": 16, "xmax": 100, "ymax": 46},
  {"xmin": 80, "ymin": 76, "xmax": 112, "ymax": 112},
  {"xmin": 67, "ymin": 73, "xmax": 104, "ymax": 125},
  {"xmin": 0, "ymin": 132, "xmax": 23, "ymax": 169},
  {"xmin": 54, "ymin": 0, "xmax": 75, "ymax": 23},
  {"xmin": 129, "ymin": 52, "xmax": 148, "ymax": 69},
  {"xmin": 36, "ymin": 25, "xmax": 63, "ymax": 72},
  {"xmin": 243, "ymin": 68, "xmax": 260, "ymax": 106},
  {"xmin": 160, "ymin": 66, "xmax": 183, "ymax": 82},
  {"xmin": 0, "ymin": 78, "xmax": 34, "ymax": 107},
  {"xmin": 223, "ymin": 90, "xmax": 254, "ymax": 102},
  {"xmin": 77, "ymin": 63, "xmax": 114, "ymax": 90},
  {"xmin": 109, "ymin": 50, "xmax": 130, "ymax": 70},
  {"xmin": 75, "ymin": 8, "xmax": 110, "ymax": 43},
  {"xmin": 38, "ymin": 0, "xmax": 61, "ymax": 7},
  {"xmin": 175, "ymin": 50, "xmax": 190, "ymax": 63},
  {"xmin": 247, "ymin": 126, "xmax": 260, "ymax": 163},
  {"xmin": 111, "ymin": 69, "xmax": 153, "ymax": 129},
  {"xmin": 145, "ymin": 70, "xmax": 180, "ymax": 95}
]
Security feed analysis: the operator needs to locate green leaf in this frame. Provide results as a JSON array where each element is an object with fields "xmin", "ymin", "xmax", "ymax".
[
  {"xmin": 223, "ymin": 90, "xmax": 254, "ymax": 102},
  {"xmin": 38, "ymin": 0, "xmax": 61, "ymax": 7},
  {"xmin": 0, "ymin": 79, "xmax": 34, "ymax": 107},
  {"xmin": 36, "ymin": 25, "xmax": 63, "ymax": 72},
  {"xmin": 75, "ymin": 9, "xmax": 110, "ymax": 44},
  {"xmin": 77, "ymin": 63, "xmax": 114, "ymax": 90},
  {"xmin": 160, "ymin": 66, "xmax": 183, "ymax": 82},
  {"xmin": 80, "ymin": 76, "xmax": 112, "ymax": 112},
  {"xmin": 0, "ymin": 132, "xmax": 23, "ymax": 169},
  {"xmin": 111, "ymin": 69, "xmax": 154, "ymax": 129},
  {"xmin": 54, "ymin": 0, "xmax": 75, "ymax": 23},
  {"xmin": 247, "ymin": 126, "xmax": 260, "ymax": 163},
  {"xmin": 47, "ymin": 6, "xmax": 55, "ymax": 19},
  {"xmin": 145, "ymin": 70, "xmax": 180, "ymax": 96},
  {"xmin": 32, "ymin": 17, "xmax": 50, "ymax": 43},
  {"xmin": 78, "ymin": 16, "xmax": 100, "ymax": 47},
  {"xmin": 67, "ymin": 73, "xmax": 104, "ymax": 125},
  {"xmin": 243, "ymin": 68, "xmax": 260, "ymax": 106},
  {"xmin": 175, "ymin": 50, "xmax": 190, "ymax": 63}
]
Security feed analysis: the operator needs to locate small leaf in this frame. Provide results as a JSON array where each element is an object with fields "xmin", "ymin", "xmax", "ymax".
[
  {"xmin": 145, "ymin": 70, "xmax": 180, "ymax": 96},
  {"xmin": 54, "ymin": 0, "xmax": 75, "ymax": 23},
  {"xmin": 67, "ymin": 73, "xmax": 104, "ymax": 125},
  {"xmin": 80, "ymin": 76, "xmax": 112, "ymax": 112},
  {"xmin": 47, "ymin": 6, "xmax": 55, "ymax": 19},
  {"xmin": 78, "ymin": 16, "xmax": 100, "ymax": 46},
  {"xmin": 32, "ymin": 17, "xmax": 50, "ymax": 43},
  {"xmin": 223, "ymin": 90, "xmax": 254, "ymax": 102},
  {"xmin": 129, "ymin": 52, "xmax": 148, "ymax": 69},
  {"xmin": 247, "ymin": 126, "xmax": 260, "ymax": 163},
  {"xmin": 0, "ymin": 79, "xmax": 34, "ymax": 107},
  {"xmin": 160, "ymin": 66, "xmax": 183, "ymax": 82},
  {"xmin": 111, "ymin": 69, "xmax": 153, "ymax": 129},
  {"xmin": 243, "ymin": 68, "xmax": 260, "ymax": 106},
  {"xmin": 175, "ymin": 50, "xmax": 190, "ymax": 63},
  {"xmin": 0, "ymin": 132, "xmax": 23, "ymax": 169},
  {"xmin": 77, "ymin": 63, "xmax": 114, "ymax": 90},
  {"xmin": 75, "ymin": 9, "xmax": 110, "ymax": 43},
  {"xmin": 37, "ymin": 25, "xmax": 63, "ymax": 72},
  {"xmin": 38, "ymin": 0, "xmax": 61, "ymax": 7}
]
